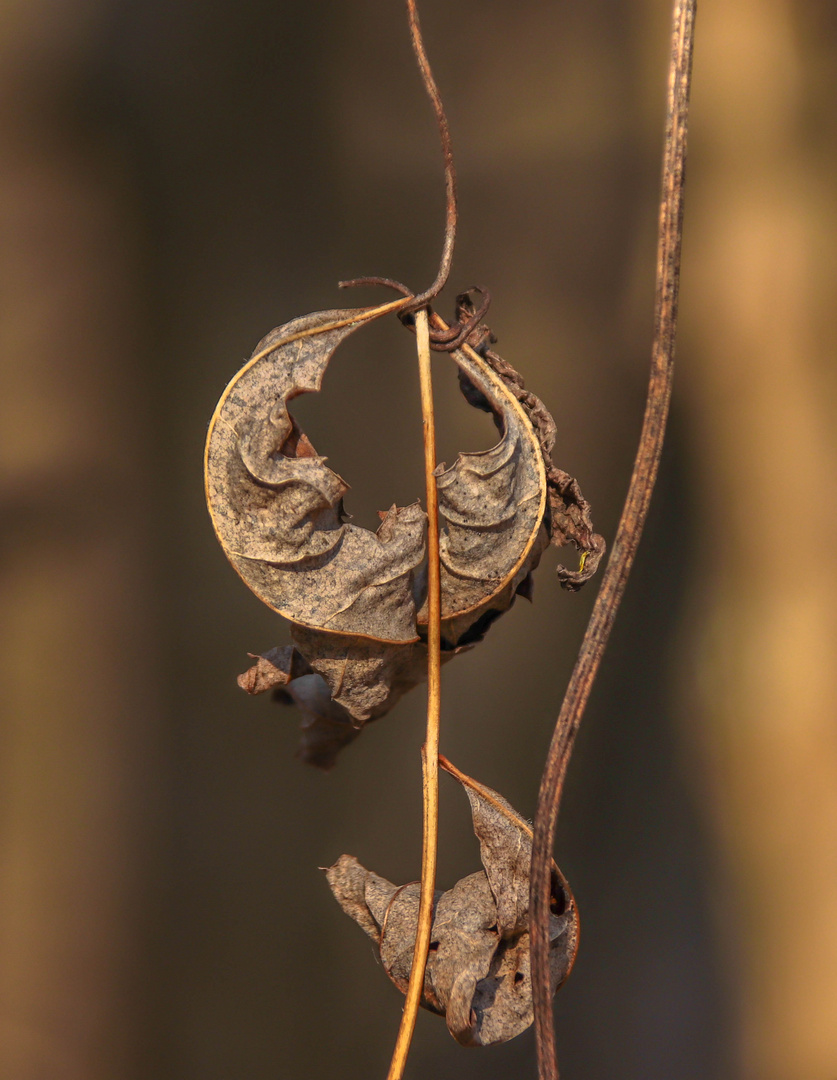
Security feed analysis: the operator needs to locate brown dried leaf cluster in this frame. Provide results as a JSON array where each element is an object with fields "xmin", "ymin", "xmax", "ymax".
[
  {"xmin": 326, "ymin": 764, "xmax": 578, "ymax": 1046},
  {"xmin": 205, "ymin": 307, "xmax": 602, "ymax": 765}
]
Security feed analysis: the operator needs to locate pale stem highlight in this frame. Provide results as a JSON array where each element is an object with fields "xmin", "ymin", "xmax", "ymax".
[{"xmin": 385, "ymin": 308, "xmax": 441, "ymax": 1080}]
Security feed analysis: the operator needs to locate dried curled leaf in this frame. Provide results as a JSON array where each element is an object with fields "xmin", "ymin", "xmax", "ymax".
[
  {"xmin": 325, "ymin": 763, "xmax": 578, "ymax": 1047},
  {"xmin": 205, "ymin": 309, "xmax": 426, "ymax": 642},
  {"xmin": 206, "ymin": 306, "xmax": 601, "ymax": 764}
]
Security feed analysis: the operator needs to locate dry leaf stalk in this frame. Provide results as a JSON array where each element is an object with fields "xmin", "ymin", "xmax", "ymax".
[
  {"xmin": 402, "ymin": 0, "xmax": 456, "ymax": 310},
  {"xmin": 386, "ymin": 309, "xmax": 440, "ymax": 1080},
  {"xmin": 529, "ymin": 3, "xmax": 697, "ymax": 1078}
]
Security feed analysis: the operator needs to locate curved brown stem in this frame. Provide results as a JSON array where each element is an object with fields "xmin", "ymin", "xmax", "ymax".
[
  {"xmin": 338, "ymin": 2, "xmax": 458, "ymax": 320},
  {"xmin": 403, "ymin": 0, "xmax": 457, "ymax": 311},
  {"xmin": 528, "ymin": 3, "xmax": 697, "ymax": 1078}
]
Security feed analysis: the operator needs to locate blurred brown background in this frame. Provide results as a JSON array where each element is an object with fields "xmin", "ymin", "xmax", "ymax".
[{"xmin": 2, "ymin": 1, "xmax": 836, "ymax": 1078}]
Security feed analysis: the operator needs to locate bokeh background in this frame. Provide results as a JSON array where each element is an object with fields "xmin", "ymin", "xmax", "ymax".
[{"xmin": 2, "ymin": 2, "xmax": 837, "ymax": 1078}]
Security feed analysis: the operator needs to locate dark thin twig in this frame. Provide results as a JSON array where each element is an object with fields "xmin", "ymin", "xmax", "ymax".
[{"xmin": 528, "ymin": 3, "xmax": 697, "ymax": 1079}]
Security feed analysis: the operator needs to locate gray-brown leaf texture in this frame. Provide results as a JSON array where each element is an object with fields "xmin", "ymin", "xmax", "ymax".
[
  {"xmin": 205, "ymin": 307, "xmax": 596, "ymax": 765},
  {"xmin": 325, "ymin": 767, "xmax": 578, "ymax": 1047}
]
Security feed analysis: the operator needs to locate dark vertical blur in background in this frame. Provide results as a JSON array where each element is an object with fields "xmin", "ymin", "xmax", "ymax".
[{"xmin": 2, "ymin": 2, "xmax": 836, "ymax": 1078}]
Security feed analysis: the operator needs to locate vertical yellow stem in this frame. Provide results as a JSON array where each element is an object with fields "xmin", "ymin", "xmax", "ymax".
[{"xmin": 385, "ymin": 308, "xmax": 441, "ymax": 1080}]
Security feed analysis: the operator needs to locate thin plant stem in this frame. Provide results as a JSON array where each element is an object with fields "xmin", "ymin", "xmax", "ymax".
[
  {"xmin": 528, "ymin": 3, "xmax": 697, "ymax": 1079},
  {"xmin": 341, "ymin": 0, "xmax": 457, "ymax": 314},
  {"xmin": 385, "ymin": 307, "xmax": 441, "ymax": 1080},
  {"xmin": 404, "ymin": 0, "xmax": 457, "ymax": 310}
]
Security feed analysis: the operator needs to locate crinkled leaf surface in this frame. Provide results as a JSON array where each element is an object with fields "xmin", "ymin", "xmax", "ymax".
[
  {"xmin": 459, "ymin": 768, "xmax": 538, "ymax": 938},
  {"xmin": 325, "ymin": 767, "xmax": 578, "ymax": 1046},
  {"xmin": 431, "ymin": 339, "xmax": 548, "ymax": 646},
  {"xmin": 206, "ymin": 310, "xmax": 426, "ymax": 642},
  {"xmin": 207, "ymin": 308, "xmax": 597, "ymax": 764}
]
